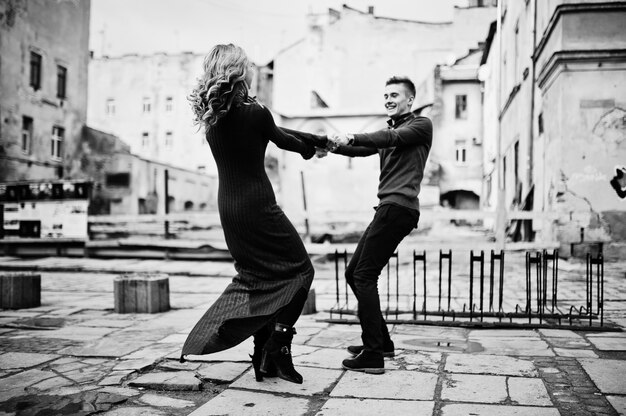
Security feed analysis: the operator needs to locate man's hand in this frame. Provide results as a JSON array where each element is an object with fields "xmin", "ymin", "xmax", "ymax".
[
  {"xmin": 315, "ymin": 147, "xmax": 329, "ymax": 158},
  {"xmin": 331, "ymin": 133, "xmax": 350, "ymax": 146}
]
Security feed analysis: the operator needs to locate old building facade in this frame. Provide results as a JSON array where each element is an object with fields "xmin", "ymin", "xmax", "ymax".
[
  {"xmin": 415, "ymin": 48, "xmax": 485, "ymax": 211},
  {"xmin": 486, "ymin": 0, "xmax": 626, "ymax": 257},
  {"xmin": 87, "ymin": 52, "xmax": 215, "ymax": 173},
  {"xmin": 0, "ymin": 0, "xmax": 91, "ymax": 182},
  {"xmin": 271, "ymin": 4, "xmax": 496, "ymax": 221}
]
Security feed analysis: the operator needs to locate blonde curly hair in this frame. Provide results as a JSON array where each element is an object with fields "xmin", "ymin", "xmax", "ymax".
[{"xmin": 189, "ymin": 44, "xmax": 250, "ymax": 128}]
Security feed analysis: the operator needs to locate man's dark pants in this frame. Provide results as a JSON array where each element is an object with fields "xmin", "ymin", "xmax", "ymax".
[{"xmin": 345, "ymin": 203, "xmax": 419, "ymax": 354}]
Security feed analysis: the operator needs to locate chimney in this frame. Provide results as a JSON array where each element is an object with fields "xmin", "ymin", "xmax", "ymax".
[{"xmin": 368, "ymin": 6, "xmax": 374, "ymax": 14}]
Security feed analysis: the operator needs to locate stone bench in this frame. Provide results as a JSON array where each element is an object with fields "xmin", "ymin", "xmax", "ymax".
[
  {"xmin": 0, "ymin": 272, "xmax": 41, "ymax": 309},
  {"xmin": 114, "ymin": 274, "xmax": 170, "ymax": 314}
]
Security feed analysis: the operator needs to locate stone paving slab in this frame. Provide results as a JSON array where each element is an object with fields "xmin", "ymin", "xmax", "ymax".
[
  {"xmin": 538, "ymin": 329, "xmax": 583, "ymax": 338},
  {"xmin": 586, "ymin": 336, "xmax": 626, "ymax": 351},
  {"xmin": 138, "ymin": 393, "xmax": 195, "ymax": 408},
  {"xmin": 196, "ymin": 361, "xmax": 250, "ymax": 383},
  {"xmin": 578, "ymin": 358, "xmax": 626, "ymax": 394},
  {"xmin": 388, "ymin": 351, "xmax": 442, "ymax": 372},
  {"xmin": 98, "ymin": 370, "xmax": 135, "ymax": 386},
  {"xmin": 393, "ymin": 334, "xmax": 478, "ymax": 353},
  {"xmin": 294, "ymin": 347, "xmax": 348, "ymax": 369},
  {"xmin": 442, "ymin": 374, "xmax": 508, "ymax": 403},
  {"xmin": 59, "ymin": 338, "xmax": 153, "ymax": 358},
  {"xmin": 123, "ymin": 344, "xmax": 179, "ymax": 360},
  {"xmin": 316, "ymin": 398, "xmax": 435, "ymax": 415},
  {"xmin": 101, "ymin": 406, "xmax": 171, "ymax": 416},
  {"xmin": 0, "ymin": 352, "xmax": 59, "ymax": 369},
  {"xmin": 305, "ymin": 328, "xmax": 362, "ymax": 348},
  {"xmin": 231, "ymin": 367, "xmax": 342, "ymax": 396},
  {"xmin": 508, "ymin": 377, "xmax": 552, "ymax": 406},
  {"xmin": 606, "ymin": 395, "xmax": 626, "ymax": 415},
  {"xmin": 470, "ymin": 337, "xmax": 554, "ymax": 356},
  {"xmin": 440, "ymin": 403, "xmax": 560, "ymax": 416},
  {"xmin": 15, "ymin": 326, "xmax": 116, "ymax": 341},
  {"xmin": 330, "ymin": 370, "xmax": 437, "ymax": 400},
  {"xmin": 75, "ymin": 319, "xmax": 136, "ymax": 328},
  {"xmin": 445, "ymin": 354, "xmax": 537, "ymax": 376},
  {"xmin": 553, "ymin": 348, "xmax": 598, "ymax": 358},
  {"xmin": 113, "ymin": 358, "xmax": 156, "ymax": 371},
  {"xmin": 179, "ymin": 339, "xmax": 254, "ymax": 362},
  {"xmin": 128, "ymin": 371, "xmax": 201, "ymax": 391},
  {"xmin": 189, "ymin": 389, "xmax": 310, "ymax": 416}
]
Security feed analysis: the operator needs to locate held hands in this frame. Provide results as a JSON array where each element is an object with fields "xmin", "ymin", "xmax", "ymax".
[{"xmin": 315, "ymin": 133, "xmax": 352, "ymax": 158}]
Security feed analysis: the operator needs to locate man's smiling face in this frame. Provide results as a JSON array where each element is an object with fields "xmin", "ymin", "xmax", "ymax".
[{"xmin": 384, "ymin": 83, "xmax": 413, "ymax": 120}]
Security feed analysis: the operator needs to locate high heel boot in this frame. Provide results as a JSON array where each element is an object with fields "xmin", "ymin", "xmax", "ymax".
[
  {"xmin": 250, "ymin": 325, "xmax": 276, "ymax": 381},
  {"xmin": 259, "ymin": 323, "xmax": 303, "ymax": 384}
]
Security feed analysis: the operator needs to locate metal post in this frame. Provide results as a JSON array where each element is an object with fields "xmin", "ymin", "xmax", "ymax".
[{"xmin": 164, "ymin": 169, "xmax": 170, "ymax": 239}]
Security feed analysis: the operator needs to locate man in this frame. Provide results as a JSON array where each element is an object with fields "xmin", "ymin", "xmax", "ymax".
[{"xmin": 327, "ymin": 76, "xmax": 432, "ymax": 374}]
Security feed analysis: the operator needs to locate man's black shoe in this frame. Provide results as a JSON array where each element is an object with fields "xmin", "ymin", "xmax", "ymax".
[
  {"xmin": 347, "ymin": 342, "xmax": 395, "ymax": 357},
  {"xmin": 342, "ymin": 351, "xmax": 384, "ymax": 374}
]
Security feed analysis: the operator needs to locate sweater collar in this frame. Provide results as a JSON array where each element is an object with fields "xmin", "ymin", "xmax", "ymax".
[{"xmin": 387, "ymin": 111, "xmax": 415, "ymax": 128}]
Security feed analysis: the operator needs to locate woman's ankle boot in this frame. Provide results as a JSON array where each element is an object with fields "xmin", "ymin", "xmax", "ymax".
[
  {"xmin": 250, "ymin": 325, "xmax": 276, "ymax": 381},
  {"xmin": 259, "ymin": 323, "xmax": 303, "ymax": 384}
]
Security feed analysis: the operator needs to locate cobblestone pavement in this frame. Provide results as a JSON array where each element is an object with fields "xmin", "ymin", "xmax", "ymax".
[{"xmin": 0, "ymin": 252, "xmax": 625, "ymax": 415}]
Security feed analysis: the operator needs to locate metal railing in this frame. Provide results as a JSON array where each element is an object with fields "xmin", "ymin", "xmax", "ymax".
[{"xmin": 326, "ymin": 249, "xmax": 612, "ymax": 330}]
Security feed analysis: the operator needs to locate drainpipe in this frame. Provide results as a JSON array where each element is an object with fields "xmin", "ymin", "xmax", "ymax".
[
  {"xmin": 528, "ymin": 0, "xmax": 537, "ymax": 189},
  {"xmin": 495, "ymin": 0, "xmax": 506, "ymax": 251}
]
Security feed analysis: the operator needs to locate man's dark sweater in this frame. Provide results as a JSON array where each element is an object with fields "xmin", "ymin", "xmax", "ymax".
[{"xmin": 336, "ymin": 112, "xmax": 433, "ymax": 211}]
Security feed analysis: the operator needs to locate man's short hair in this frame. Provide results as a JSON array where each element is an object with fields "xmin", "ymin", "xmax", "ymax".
[{"xmin": 386, "ymin": 76, "xmax": 416, "ymax": 97}]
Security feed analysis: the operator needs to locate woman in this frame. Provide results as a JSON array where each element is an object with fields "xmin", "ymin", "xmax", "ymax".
[{"xmin": 180, "ymin": 44, "xmax": 325, "ymax": 385}]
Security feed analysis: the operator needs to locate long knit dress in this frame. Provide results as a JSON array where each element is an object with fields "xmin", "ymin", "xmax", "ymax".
[{"xmin": 181, "ymin": 100, "xmax": 317, "ymax": 358}]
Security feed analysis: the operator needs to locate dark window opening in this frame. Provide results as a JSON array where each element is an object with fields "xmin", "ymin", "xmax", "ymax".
[
  {"xmin": 30, "ymin": 52, "xmax": 42, "ymax": 90},
  {"xmin": 106, "ymin": 172, "xmax": 131, "ymax": 187},
  {"xmin": 57, "ymin": 65, "xmax": 67, "ymax": 99},
  {"xmin": 455, "ymin": 95, "xmax": 467, "ymax": 119}
]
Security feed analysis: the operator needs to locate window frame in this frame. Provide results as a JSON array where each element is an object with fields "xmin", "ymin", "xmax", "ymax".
[
  {"xmin": 21, "ymin": 116, "xmax": 34, "ymax": 154},
  {"xmin": 51, "ymin": 125, "xmax": 64, "ymax": 160}
]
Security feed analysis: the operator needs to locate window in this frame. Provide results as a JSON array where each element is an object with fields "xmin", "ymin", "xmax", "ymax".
[
  {"xmin": 142, "ymin": 132, "xmax": 149, "ymax": 147},
  {"xmin": 56, "ymin": 65, "xmax": 67, "ymax": 99},
  {"xmin": 29, "ymin": 52, "xmax": 42, "ymax": 90},
  {"xmin": 51, "ymin": 126, "xmax": 64, "ymax": 159},
  {"xmin": 142, "ymin": 97, "xmax": 152, "ymax": 113},
  {"xmin": 22, "ymin": 116, "xmax": 33, "ymax": 154},
  {"xmin": 455, "ymin": 95, "xmax": 467, "ymax": 119},
  {"xmin": 105, "ymin": 98, "xmax": 116, "ymax": 115},
  {"xmin": 165, "ymin": 131, "xmax": 173, "ymax": 147},
  {"xmin": 165, "ymin": 96, "xmax": 173, "ymax": 112},
  {"xmin": 455, "ymin": 139, "xmax": 467, "ymax": 163},
  {"xmin": 105, "ymin": 172, "xmax": 130, "ymax": 187}
]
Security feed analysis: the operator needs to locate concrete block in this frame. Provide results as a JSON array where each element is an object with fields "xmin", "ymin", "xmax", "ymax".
[
  {"xmin": 0, "ymin": 272, "xmax": 41, "ymax": 309},
  {"xmin": 114, "ymin": 273, "xmax": 170, "ymax": 314}
]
